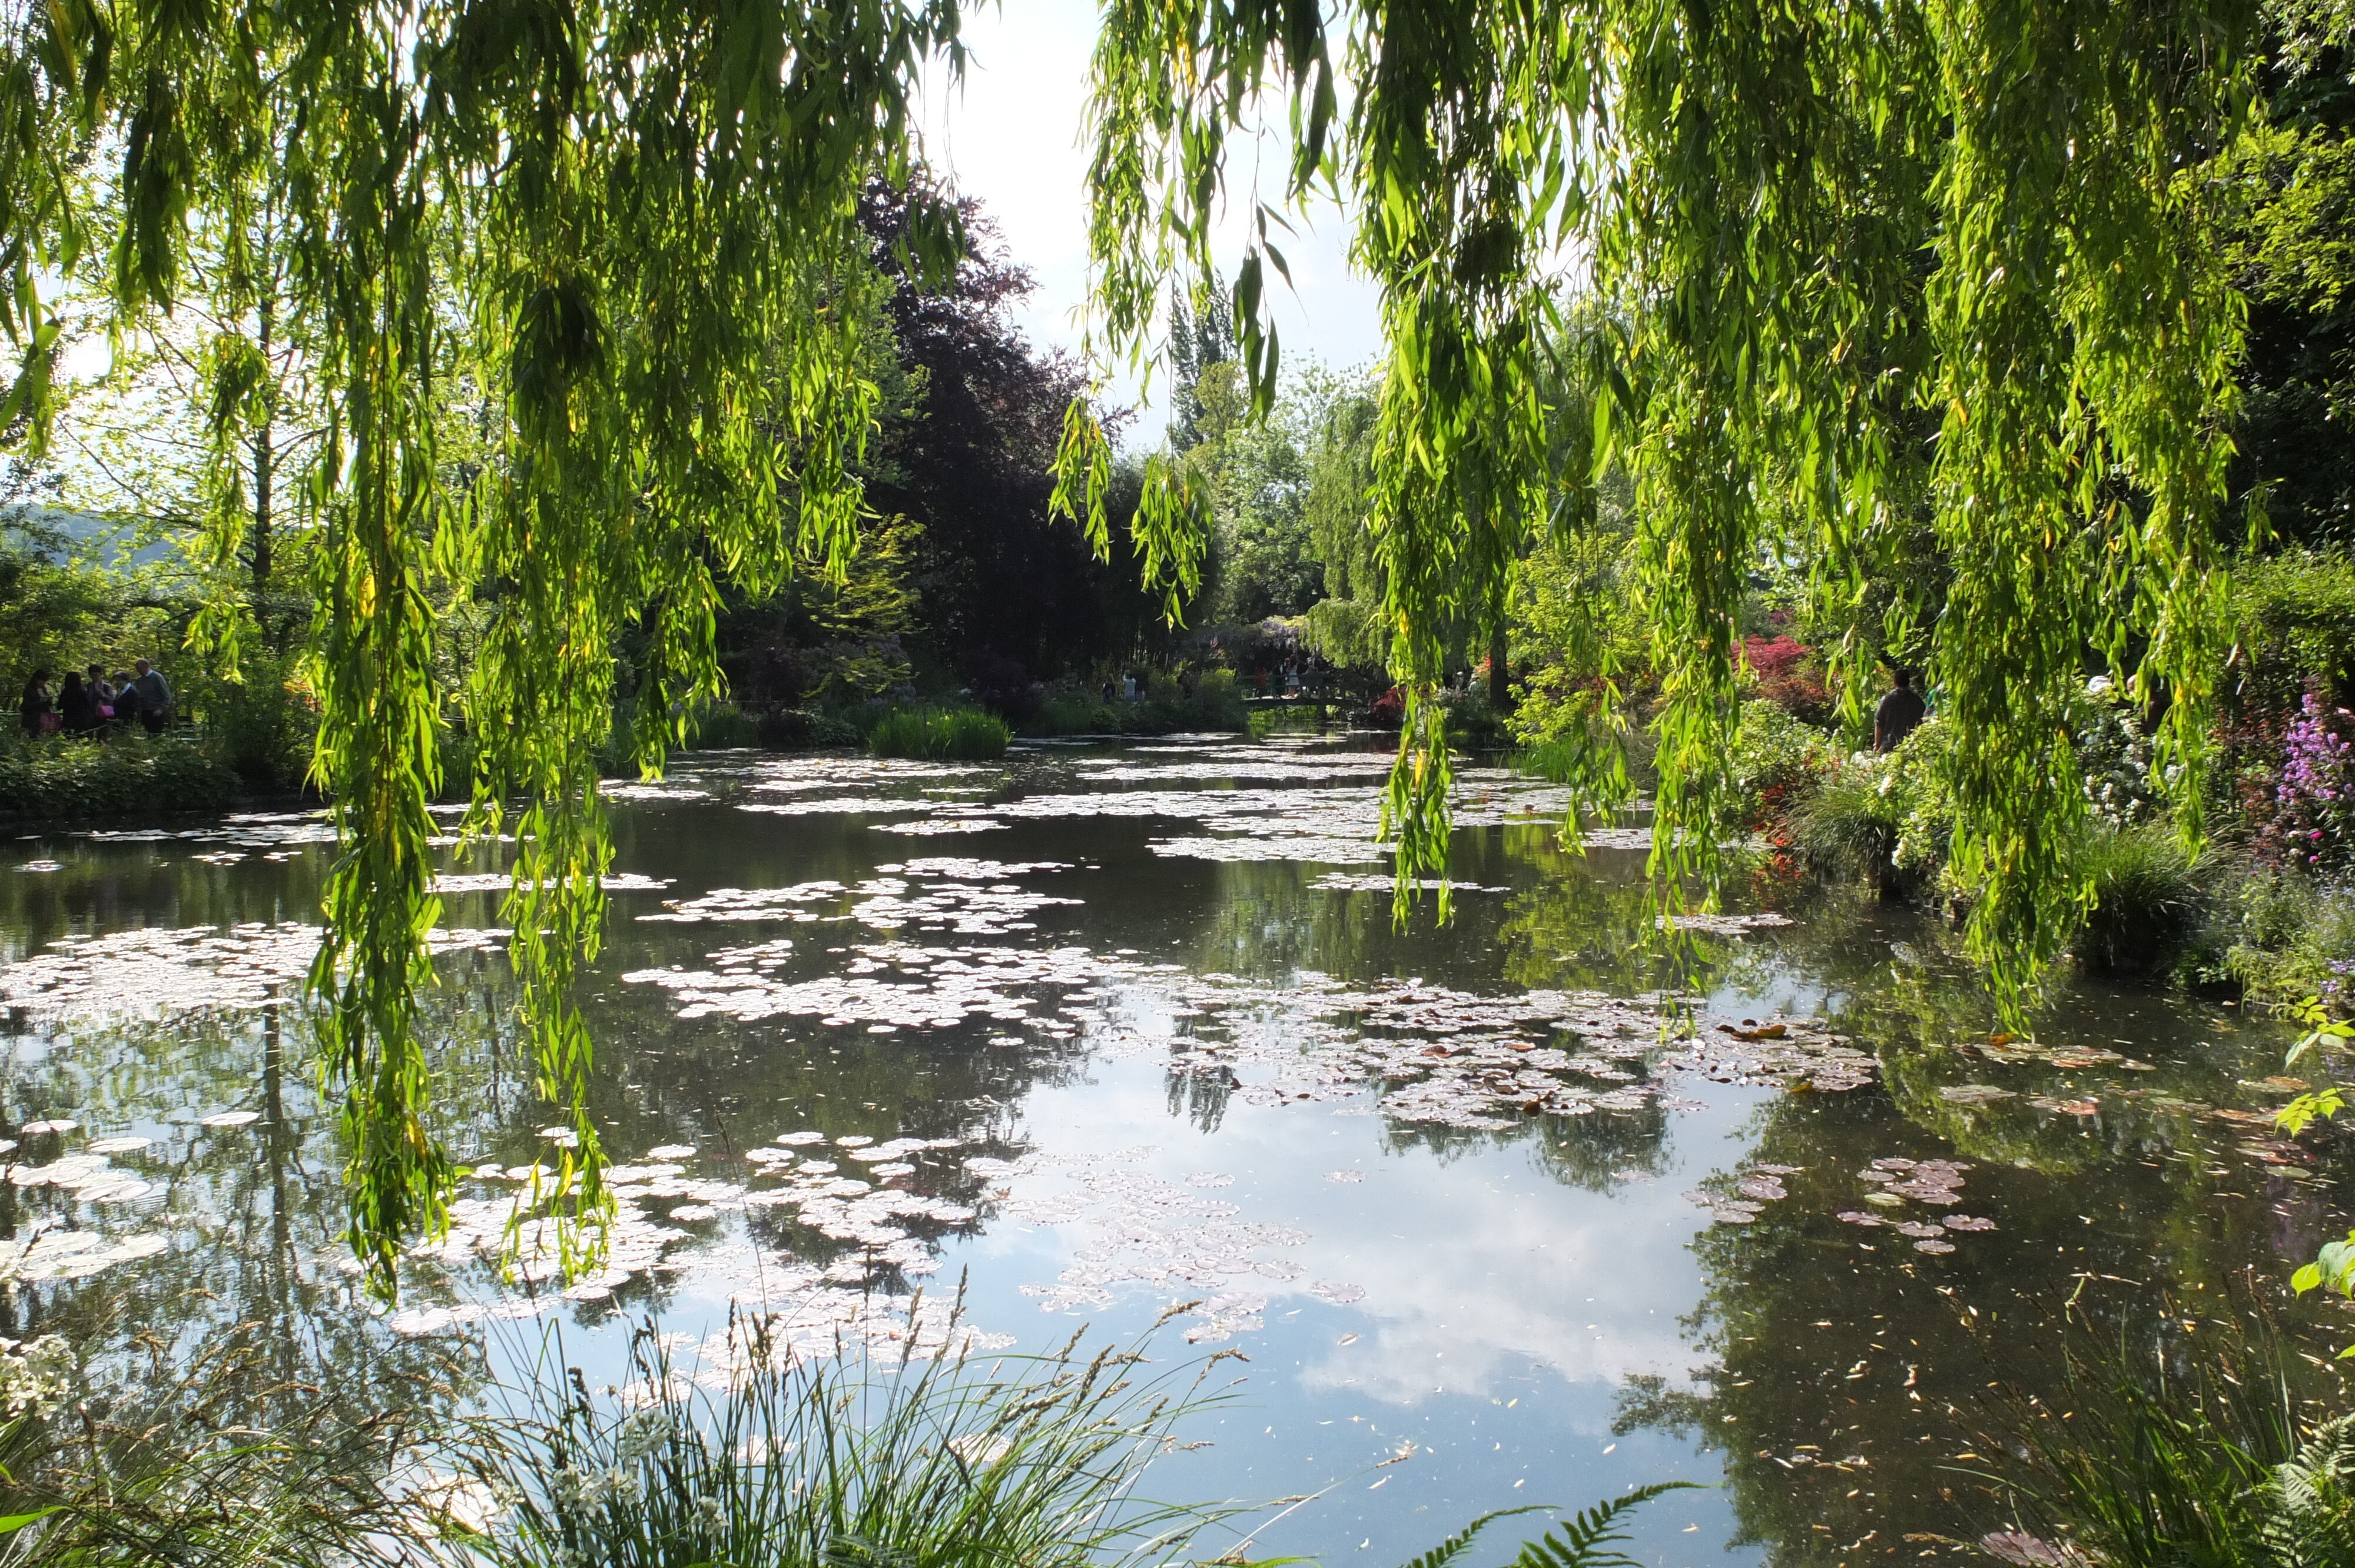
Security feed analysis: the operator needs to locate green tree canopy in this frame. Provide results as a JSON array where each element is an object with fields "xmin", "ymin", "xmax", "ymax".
[{"xmin": 1064, "ymin": 0, "xmax": 2266, "ymax": 969}]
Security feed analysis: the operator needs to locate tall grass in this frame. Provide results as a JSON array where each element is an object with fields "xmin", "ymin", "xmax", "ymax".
[
  {"xmin": 867, "ymin": 705, "xmax": 1013, "ymax": 760},
  {"xmin": 1991, "ymin": 1327, "xmax": 2355, "ymax": 1568},
  {"xmin": 467, "ymin": 1308, "xmax": 1239, "ymax": 1568},
  {"xmin": 0, "ymin": 1343, "xmax": 443, "ymax": 1568},
  {"xmin": 0, "ymin": 1302, "xmax": 1697, "ymax": 1568},
  {"xmin": 2074, "ymin": 823, "xmax": 2220, "ymax": 976},
  {"xmin": 1789, "ymin": 766, "xmax": 1901, "ymax": 886}
]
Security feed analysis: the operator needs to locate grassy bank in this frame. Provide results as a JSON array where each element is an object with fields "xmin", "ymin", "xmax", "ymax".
[
  {"xmin": 1024, "ymin": 670, "xmax": 1246, "ymax": 738},
  {"xmin": 0, "ymin": 1315, "xmax": 1687, "ymax": 1568},
  {"xmin": 0, "ymin": 732, "xmax": 242, "ymax": 820}
]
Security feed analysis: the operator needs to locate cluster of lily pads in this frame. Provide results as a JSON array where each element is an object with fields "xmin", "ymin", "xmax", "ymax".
[{"xmin": 1837, "ymin": 1158, "xmax": 1996, "ymax": 1254}]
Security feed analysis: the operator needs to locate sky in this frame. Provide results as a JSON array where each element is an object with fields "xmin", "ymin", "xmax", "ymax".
[{"xmin": 913, "ymin": 0, "xmax": 1384, "ymax": 443}]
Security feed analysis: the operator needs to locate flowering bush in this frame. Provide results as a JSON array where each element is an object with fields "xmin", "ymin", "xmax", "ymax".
[
  {"xmin": 2072, "ymin": 676, "xmax": 2165, "ymax": 829},
  {"xmin": 2259, "ymin": 692, "xmax": 2355, "ymax": 874},
  {"xmin": 1737, "ymin": 636, "xmax": 1833, "ymax": 724}
]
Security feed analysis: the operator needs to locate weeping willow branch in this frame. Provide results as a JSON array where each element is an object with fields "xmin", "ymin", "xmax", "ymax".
[
  {"xmin": 1073, "ymin": 0, "xmax": 2257, "ymax": 1009},
  {"xmin": 0, "ymin": 0, "xmax": 970, "ymax": 1293}
]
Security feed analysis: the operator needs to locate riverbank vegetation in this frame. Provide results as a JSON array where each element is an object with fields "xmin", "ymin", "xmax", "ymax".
[{"xmin": 0, "ymin": 1313, "xmax": 1687, "ymax": 1568}]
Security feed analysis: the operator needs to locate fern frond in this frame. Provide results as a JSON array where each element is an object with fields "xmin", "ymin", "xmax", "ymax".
[
  {"xmin": 1393, "ymin": 1504, "xmax": 1551, "ymax": 1568},
  {"xmin": 1512, "ymin": 1482, "xmax": 1700, "ymax": 1568}
]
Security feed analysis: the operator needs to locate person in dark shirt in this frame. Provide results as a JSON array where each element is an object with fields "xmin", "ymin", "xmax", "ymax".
[
  {"xmin": 110, "ymin": 671, "xmax": 142, "ymax": 730},
  {"xmin": 17, "ymin": 669, "xmax": 53, "ymax": 737},
  {"xmin": 58, "ymin": 672, "xmax": 101, "ymax": 736},
  {"xmin": 1873, "ymin": 668, "xmax": 1928, "ymax": 753},
  {"xmin": 129, "ymin": 658, "xmax": 171, "ymax": 733}
]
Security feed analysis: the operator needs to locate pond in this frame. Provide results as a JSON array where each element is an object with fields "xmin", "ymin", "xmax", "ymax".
[{"xmin": 2, "ymin": 729, "xmax": 2350, "ymax": 1566}]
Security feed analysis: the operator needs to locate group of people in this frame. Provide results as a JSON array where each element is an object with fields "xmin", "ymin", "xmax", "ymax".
[{"xmin": 16, "ymin": 660, "xmax": 173, "ymax": 739}]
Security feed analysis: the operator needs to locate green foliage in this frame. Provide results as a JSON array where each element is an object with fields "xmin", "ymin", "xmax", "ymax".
[
  {"xmin": 2074, "ymin": 825, "xmax": 2224, "ymax": 977},
  {"xmin": 1789, "ymin": 766, "xmax": 1903, "ymax": 885},
  {"xmin": 2002, "ymin": 1331, "xmax": 2355, "ymax": 1568},
  {"xmin": 1729, "ymin": 703, "xmax": 1835, "ymax": 811},
  {"xmin": 1022, "ymin": 671, "xmax": 1246, "ymax": 738},
  {"xmin": 2221, "ymin": 875, "xmax": 2355, "ymax": 1004},
  {"xmin": 473, "ymin": 1315, "xmax": 1236, "ymax": 1568},
  {"xmin": 0, "ymin": 516, "xmax": 184, "ymax": 706},
  {"xmin": 2220, "ymin": 112, "xmax": 2355, "ymax": 547},
  {"xmin": 2228, "ymin": 550, "xmax": 2355, "ymax": 720},
  {"xmin": 867, "ymin": 705, "xmax": 1012, "ymax": 761},
  {"xmin": 1388, "ymin": 1484, "xmax": 1694, "ymax": 1568},
  {"xmin": 2, "ymin": 0, "xmax": 989, "ymax": 1284},
  {"xmin": 679, "ymin": 702, "xmax": 765, "ymax": 752},
  {"xmin": 0, "ymin": 1337, "xmax": 440, "ymax": 1568},
  {"xmin": 192, "ymin": 653, "xmax": 317, "ymax": 793},
  {"xmin": 0, "ymin": 733, "xmax": 239, "ymax": 819},
  {"xmin": 1074, "ymin": 0, "xmax": 2256, "ymax": 1015}
]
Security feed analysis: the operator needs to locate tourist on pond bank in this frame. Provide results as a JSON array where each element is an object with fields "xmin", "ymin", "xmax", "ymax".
[
  {"xmin": 1873, "ymin": 668, "xmax": 1927, "ymax": 753},
  {"xmin": 17, "ymin": 669, "xmax": 54, "ymax": 737},
  {"xmin": 110, "ymin": 672, "xmax": 142, "ymax": 731},
  {"xmin": 128, "ymin": 658, "xmax": 171, "ymax": 733},
  {"xmin": 57, "ymin": 672, "xmax": 101, "ymax": 736},
  {"xmin": 84, "ymin": 665, "xmax": 114, "ymax": 721}
]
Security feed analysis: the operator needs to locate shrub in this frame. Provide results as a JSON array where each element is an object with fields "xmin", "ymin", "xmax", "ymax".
[
  {"xmin": 1732, "ymin": 700, "xmax": 1835, "ymax": 813},
  {"xmin": 1134, "ymin": 668, "xmax": 1246, "ymax": 734},
  {"xmin": 1738, "ymin": 634, "xmax": 1833, "ymax": 724},
  {"xmin": 681, "ymin": 701, "xmax": 763, "ymax": 750},
  {"xmin": 194, "ymin": 655, "xmax": 318, "ymax": 793},
  {"xmin": 867, "ymin": 705, "xmax": 1011, "ymax": 760},
  {"xmin": 2073, "ymin": 823, "xmax": 2220, "ymax": 978},
  {"xmin": 2069, "ymin": 678, "xmax": 2163, "ymax": 829},
  {"xmin": 1021, "ymin": 671, "xmax": 1245, "ymax": 738},
  {"xmin": 1436, "ymin": 686, "xmax": 1512, "ymax": 750},
  {"xmin": 1025, "ymin": 683, "xmax": 1124, "ymax": 736},
  {"xmin": 2223, "ymin": 873, "xmax": 2355, "ymax": 1007},
  {"xmin": 1790, "ymin": 762, "xmax": 1903, "ymax": 886},
  {"xmin": 2255, "ymin": 691, "xmax": 2355, "ymax": 875},
  {"xmin": 0, "ymin": 733, "xmax": 241, "ymax": 819}
]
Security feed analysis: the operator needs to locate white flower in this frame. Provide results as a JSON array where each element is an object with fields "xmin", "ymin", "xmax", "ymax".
[
  {"xmin": 548, "ymin": 1466, "xmax": 595, "ymax": 1509},
  {"xmin": 0, "ymin": 1336, "xmax": 71, "ymax": 1417},
  {"xmin": 689, "ymin": 1492, "xmax": 728, "ymax": 1532},
  {"xmin": 613, "ymin": 1410, "xmax": 671, "ymax": 1464}
]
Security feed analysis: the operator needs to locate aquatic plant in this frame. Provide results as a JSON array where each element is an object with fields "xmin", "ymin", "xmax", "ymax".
[
  {"xmin": 1993, "ymin": 1328, "xmax": 2355, "ymax": 1568},
  {"xmin": 2072, "ymin": 824, "xmax": 2220, "ymax": 978},
  {"xmin": 1789, "ymin": 764, "xmax": 1902, "ymax": 888},
  {"xmin": 0, "ymin": 1337, "xmax": 442, "ymax": 1568},
  {"xmin": 464, "ymin": 1311, "xmax": 1241, "ymax": 1568},
  {"xmin": 867, "ymin": 706, "xmax": 1014, "ymax": 762}
]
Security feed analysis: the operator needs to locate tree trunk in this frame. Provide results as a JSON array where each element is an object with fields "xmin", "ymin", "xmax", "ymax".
[{"xmin": 1487, "ymin": 624, "xmax": 1510, "ymax": 712}]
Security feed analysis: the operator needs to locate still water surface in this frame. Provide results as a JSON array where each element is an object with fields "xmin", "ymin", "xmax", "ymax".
[{"xmin": 2, "ymin": 731, "xmax": 2350, "ymax": 1566}]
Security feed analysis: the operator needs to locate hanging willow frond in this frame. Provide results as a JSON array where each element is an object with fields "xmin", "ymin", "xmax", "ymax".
[
  {"xmin": 1075, "ymin": 0, "xmax": 2257, "ymax": 1008},
  {"xmin": 0, "ymin": 0, "xmax": 968, "ymax": 1293}
]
